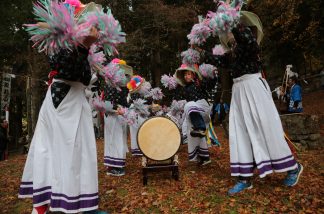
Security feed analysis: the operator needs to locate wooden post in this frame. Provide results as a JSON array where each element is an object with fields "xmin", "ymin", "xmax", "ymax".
[{"xmin": 26, "ymin": 76, "xmax": 32, "ymax": 143}]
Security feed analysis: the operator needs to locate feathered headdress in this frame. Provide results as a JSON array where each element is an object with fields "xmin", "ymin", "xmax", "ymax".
[
  {"xmin": 24, "ymin": 0, "xmax": 78, "ymax": 54},
  {"xmin": 132, "ymin": 98, "xmax": 150, "ymax": 116},
  {"xmin": 207, "ymin": 1, "xmax": 241, "ymax": 36},
  {"xmin": 25, "ymin": 0, "xmax": 126, "ymax": 56},
  {"xmin": 87, "ymin": 45, "xmax": 106, "ymax": 73},
  {"xmin": 199, "ymin": 63, "xmax": 218, "ymax": 79},
  {"xmin": 161, "ymin": 74, "xmax": 178, "ymax": 90},
  {"xmin": 180, "ymin": 48, "xmax": 201, "ymax": 67},
  {"xmin": 92, "ymin": 96, "xmax": 114, "ymax": 113},
  {"xmin": 100, "ymin": 58, "xmax": 133, "ymax": 89},
  {"xmin": 147, "ymin": 87, "xmax": 164, "ymax": 101},
  {"xmin": 76, "ymin": 7, "xmax": 126, "ymax": 55},
  {"xmin": 187, "ymin": 17, "xmax": 211, "ymax": 46}
]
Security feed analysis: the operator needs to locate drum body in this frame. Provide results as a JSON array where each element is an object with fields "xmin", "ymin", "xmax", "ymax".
[{"xmin": 137, "ymin": 116, "xmax": 181, "ymax": 161}]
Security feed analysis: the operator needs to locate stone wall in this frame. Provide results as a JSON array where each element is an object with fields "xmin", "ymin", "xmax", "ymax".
[
  {"xmin": 222, "ymin": 114, "xmax": 323, "ymax": 150},
  {"xmin": 280, "ymin": 114, "xmax": 322, "ymax": 150}
]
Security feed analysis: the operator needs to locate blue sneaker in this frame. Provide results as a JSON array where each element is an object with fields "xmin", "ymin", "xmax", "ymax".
[
  {"xmin": 228, "ymin": 180, "xmax": 253, "ymax": 195},
  {"xmin": 284, "ymin": 163, "xmax": 303, "ymax": 187}
]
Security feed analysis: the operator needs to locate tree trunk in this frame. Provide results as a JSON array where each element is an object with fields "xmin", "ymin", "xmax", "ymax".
[
  {"xmin": 8, "ymin": 77, "xmax": 23, "ymax": 150},
  {"xmin": 27, "ymin": 48, "xmax": 48, "ymax": 136}
]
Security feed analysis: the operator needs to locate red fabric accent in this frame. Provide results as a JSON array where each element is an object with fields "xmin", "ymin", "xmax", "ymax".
[
  {"xmin": 47, "ymin": 70, "xmax": 58, "ymax": 86},
  {"xmin": 100, "ymin": 91, "xmax": 104, "ymax": 100},
  {"xmin": 35, "ymin": 204, "xmax": 48, "ymax": 214},
  {"xmin": 261, "ymin": 70, "xmax": 266, "ymax": 79},
  {"xmin": 74, "ymin": 6, "xmax": 82, "ymax": 15}
]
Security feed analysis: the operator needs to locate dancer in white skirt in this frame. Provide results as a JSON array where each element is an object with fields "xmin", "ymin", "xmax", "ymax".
[
  {"xmin": 174, "ymin": 64, "xmax": 218, "ymax": 165},
  {"xmin": 196, "ymin": 9, "xmax": 303, "ymax": 195},
  {"xmin": 102, "ymin": 59, "xmax": 133, "ymax": 176},
  {"xmin": 18, "ymin": 31, "xmax": 103, "ymax": 214}
]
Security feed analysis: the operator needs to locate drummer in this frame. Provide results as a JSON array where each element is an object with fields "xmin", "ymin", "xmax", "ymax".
[
  {"xmin": 174, "ymin": 64, "xmax": 217, "ymax": 165},
  {"xmin": 127, "ymin": 75, "xmax": 165, "ymax": 156},
  {"xmin": 127, "ymin": 75, "xmax": 152, "ymax": 156}
]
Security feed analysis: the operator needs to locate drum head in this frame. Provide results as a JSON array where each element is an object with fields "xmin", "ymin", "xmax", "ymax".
[{"xmin": 137, "ymin": 116, "xmax": 181, "ymax": 161}]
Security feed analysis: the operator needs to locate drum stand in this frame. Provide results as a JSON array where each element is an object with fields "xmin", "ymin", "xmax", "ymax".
[{"xmin": 141, "ymin": 155, "xmax": 179, "ymax": 185}]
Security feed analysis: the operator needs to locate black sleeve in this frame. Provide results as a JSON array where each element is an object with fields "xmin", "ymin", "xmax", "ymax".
[
  {"xmin": 172, "ymin": 86, "xmax": 185, "ymax": 101},
  {"xmin": 49, "ymin": 47, "xmax": 91, "ymax": 86},
  {"xmin": 232, "ymin": 26, "xmax": 259, "ymax": 55},
  {"xmin": 203, "ymin": 51, "xmax": 230, "ymax": 68},
  {"xmin": 201, "ymin": 77, "xmax": 218, "ymax": 94}
]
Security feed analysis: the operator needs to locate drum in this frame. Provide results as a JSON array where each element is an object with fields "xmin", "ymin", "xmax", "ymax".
[{"xmin": 137, "ymin": 116, "xmax": 181, "ymax": 161}]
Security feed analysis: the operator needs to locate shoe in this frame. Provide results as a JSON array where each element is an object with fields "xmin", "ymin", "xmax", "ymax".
[
  {"xmin": 200, "ymin": 159, "xmax": 211, "ymax": 166},
  {"xmin": 190, "ymin": 129, "xmax": 206, "ymax": 138},
  {"xmin": 284, "ymin": 163, "xmax": 303, "ymax": 187},
  {"xmin": 107, "ymin": 168, "xmax": 125, "ymax": 176},
  {"xmin": 228, "ymin": 180, "xmax": 253, "ymax": 195}
]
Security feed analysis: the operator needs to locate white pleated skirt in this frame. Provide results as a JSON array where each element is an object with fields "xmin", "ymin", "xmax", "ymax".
[
  {"xmin": 184, "ymin": 99, "xmax": 212, "ymax": 161},
  {"xmin": 104, "ymin": 114, "xmax": 128, "ymax": 168},
  {"xmin": 19, "ymin": 80, "xmax": 98, "ymax": 213},
  {"xmin": 229, "ymin": 73, "xmax": 297, "ymax": 178}
]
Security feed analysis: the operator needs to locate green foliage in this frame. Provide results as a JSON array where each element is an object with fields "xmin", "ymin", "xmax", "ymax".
[
  {"xmin": 0, "ymin": 0, "xmax": 33, "ymax": 67},
  {"xmin": 247, "ymin": 0, "xmax": 323, "ymax": 75}
]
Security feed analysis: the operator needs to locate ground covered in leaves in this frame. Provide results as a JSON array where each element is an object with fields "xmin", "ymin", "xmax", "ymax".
[
  {"xmin": 0, "ymin": 125, "xmax": 323, "ymax": 213},
  {"xmin": 1, "ymin": 90, "xmax": 324, "ymax": 213}
]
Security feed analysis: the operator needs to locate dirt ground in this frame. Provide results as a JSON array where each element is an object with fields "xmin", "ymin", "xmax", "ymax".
[{"xmin": 0, "ymin": 91, "xmax": 323, "ymax": 213}]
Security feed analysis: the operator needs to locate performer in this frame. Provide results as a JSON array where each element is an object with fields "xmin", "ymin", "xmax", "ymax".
[
  {"xmin": 18, "ymin": 21, "xmax": 102, "ymax": 214},
  {"xmin": 103, "ymin": 59, "xmax": 133, "ymax": 176},
  {"xmin": 286, "ymin": 75, "xmax": 303, "ymax": 113},
  {"xmin": 127, "ymin": 75, "xmax": 153, "ymax": 156},
  {"xmin": 174, "ymin": 64, "xmax": 217, "ymax": 165},
  {"xmin": 195, "ymin": 2, "xmax": 303, "ymax": 195},
  {"xmin": 214, "ymin": 98, "xmax": 230, "ymax": 126},
  {"xmin": 18, "ymin": 0, "xmax": 124, "ymax": 212},
  {"xmin": 161, "ymin": 74, "xmax": 188, "ymax": 144}
]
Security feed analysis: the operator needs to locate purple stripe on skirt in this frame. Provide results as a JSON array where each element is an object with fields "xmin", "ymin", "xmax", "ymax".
[
  {"xmin": 189, "ymin": 151, "xmax": 198, "ymax": 160},
  {"xmin": 231, "ymin": 155, "xmax": 294, "ymax": 166},
  {"xmin": 189, "ymin": 147, "xmax": 199, "ymax": 156},
  {"xmin": 34, "ymin": 186, "xmax": 52, "ymax": 193},
  {"xmin": 198, "ymin": 149, "xmax": 209, "ymax": 155},
  {"xmin": 104, "ymin": 156, "xmax": 126, "ymax": 161},
  {"xmin": 272, "ymin": 159, "xmax": 297, "ymax": 170},
  {"xmin": 50, "ymin": 197, "xmax": 99, "ymax": 211},
  {"xmin": 198, "ymin": 147, "xmax": 209, "ymax": 152},
  {"xmin": 188, "ymin": 108, "xmax": 205, "ymax": 114},
  {"xmin": 52, "ymin": 192, "xmax": 98, "ymax": 200},
  {"xmin": 258, "ymin": 159, "xmax": 297, "ymax": 175},
  {"xmin": 230, "ymin": 166, "xmax": 254, "ymax": 174},
  {"xmin": 19, "ymin": 186, "xmax": 33, "ymax": 195},
  {"xmin": 230, "ymin": 162, "xmax": 254, "ymax": 166},
  {"xmin": 21, "ymin": 181, "xmax": 33, "ymax": 185},
  {"xmin": 187, "ymin": 106, "xmax": 205, "ymax": 112},
  {"xmin": 257, "ymin": 155, "xmax": 293, "ymax": 166},
  {"xmin": 104, "ymin": 159, "xmax": 126, "ymax": 167},
  {"xmin": 33, "ymin": 191, "xmax": 52, "ymax": 204}
]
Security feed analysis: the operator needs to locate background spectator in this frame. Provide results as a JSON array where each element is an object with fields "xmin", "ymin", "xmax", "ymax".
[
  {"xmin": 287, "ymin": 75, "xmax": 303, "ymax": 113},
  {"xmin": 214, "ymin": 98, "xmax": 230, "ymax": 126},
  {"xmin": 0, "ymin": 119, "xmax": 9, "ymax": 161}
]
